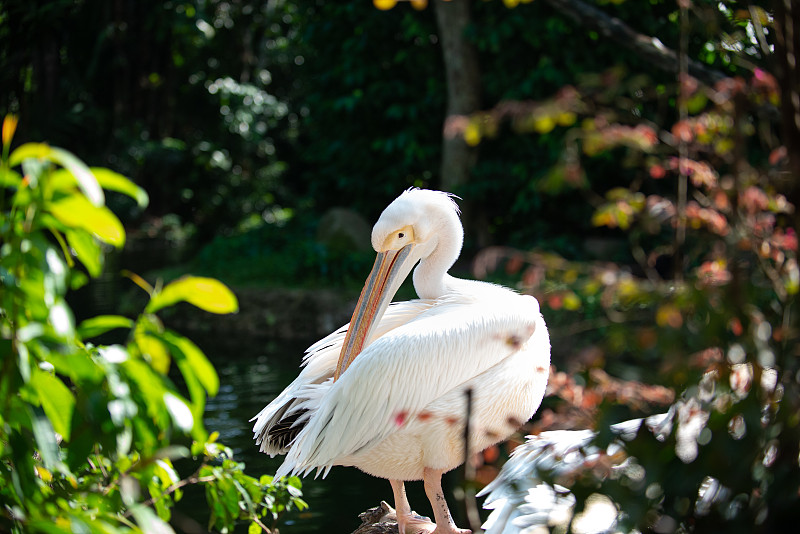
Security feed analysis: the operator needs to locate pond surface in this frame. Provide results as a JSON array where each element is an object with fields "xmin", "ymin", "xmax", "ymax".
[{"xmin": 192, "ymin": 335, "xmax": 468, "ymax": 534}]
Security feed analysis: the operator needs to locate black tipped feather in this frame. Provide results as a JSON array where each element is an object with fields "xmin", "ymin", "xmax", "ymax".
[{"xmin": 266, "ymin": 408, "xmax": 309, "ymax": 451}]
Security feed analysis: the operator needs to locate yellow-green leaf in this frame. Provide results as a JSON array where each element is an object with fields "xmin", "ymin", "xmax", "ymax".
[
  {"xmin": 49, "ymin": 194, "xmax": 125, "ymax": 248},
  {"xmin": 146, "ymin": 276, "xmax": 238, "ymax": 315},
  {"xmin": 0, "ymin": 168, "xmax": 21, "ymax": 188},
  {"xmin": 91, "ymin": 168, "xmax": 149, "ymax": 208},
  {"xmin": 9, "ymin": 142, "xmax": 52, "ymax": 167},
  {"xmin": 136, "ymin": 331, "xmax": 171, "ymax": 375},
  {"xmin": 10, "ymin": 143, "xmax": 104, "ymax": 206},
  {"xmin": 30, "ymin": 369, "xmax": 75, "ymax": 441},
  {"xmin": 65, "ymin": 229, "xmax": 103, "ymax": 277},
  {"xmin": 162, "ymin": 330, "xmax": 219, "ymax": 397},
  {"xmin": 50, "ymin": 167, "xmax": 149, "ymax": 208}
]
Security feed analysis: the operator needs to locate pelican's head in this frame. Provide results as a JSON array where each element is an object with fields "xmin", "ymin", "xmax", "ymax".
[
  {"xmin": 334, "ymin": 189, "xmax": 463, "ymax": 379},
  {"xmin": 371, "ymin": 188, "xmax": 463, "ymax": 262}
]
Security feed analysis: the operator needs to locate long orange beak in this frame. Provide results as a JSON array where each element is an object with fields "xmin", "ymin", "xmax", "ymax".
[{"xmin": 333, "ymin": 245, "xmax": 414, "ymax": 380}]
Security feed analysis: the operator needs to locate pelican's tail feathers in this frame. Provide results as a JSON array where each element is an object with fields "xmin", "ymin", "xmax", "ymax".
[
  {"xmin": 252, "ymin": 341, "xmax": 342, "ymax": 457},
  {"xmin": 252, "ymin": 381, "xmax": 313, "ymax": 456}
]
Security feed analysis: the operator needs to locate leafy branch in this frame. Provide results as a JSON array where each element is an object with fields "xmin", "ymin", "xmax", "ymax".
[{"xmin": 0, "ymin": 116, "xmax": 306, "ymax": 534}]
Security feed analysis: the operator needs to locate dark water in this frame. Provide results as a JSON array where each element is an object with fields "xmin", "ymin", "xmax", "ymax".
[{"xmin": 194, "ymin": 336, "xmax": 459, "ymax": 534}]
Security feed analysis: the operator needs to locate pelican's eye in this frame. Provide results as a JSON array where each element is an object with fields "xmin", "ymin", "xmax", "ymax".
[{"xmin": 381, "ymin": 225, "xmax": 415, "ymax": 251}]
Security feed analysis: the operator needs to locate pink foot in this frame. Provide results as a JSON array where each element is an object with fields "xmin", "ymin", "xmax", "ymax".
[
  {"xmin": 396, "ymin": 512, "xmax": 436, "ymax": 534},
  {"xmin": 396, "ymin": 514, "xmax": 471, "ymax": 534},
  {"xmin": 430, "ymin": 527, "xmax": 471, "ymax": 534}
]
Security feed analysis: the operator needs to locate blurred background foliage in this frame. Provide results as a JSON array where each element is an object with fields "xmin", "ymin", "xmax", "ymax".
[{"xmin": 2, "ymin": 0, "xmax": 799, "ymax": 532}]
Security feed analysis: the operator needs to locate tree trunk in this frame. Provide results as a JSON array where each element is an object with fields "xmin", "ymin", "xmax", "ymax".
[{"xmin": 433, "ymin": 0, "xmax": 488, "ymax": 248}]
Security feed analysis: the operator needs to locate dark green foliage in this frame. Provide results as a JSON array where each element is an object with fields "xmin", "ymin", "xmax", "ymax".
[
  {"xmin": 188, "ymin": 213, "xmax": 375, "ymax": 288},
  {"xmin": 294, "ymin": 3, "xmax": 445, "ymax": 217}
]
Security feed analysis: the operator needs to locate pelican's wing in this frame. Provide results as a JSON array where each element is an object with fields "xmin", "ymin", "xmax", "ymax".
[
  {"xmin": 276, "ymin": 291, "xmax": 542, "ymax": 477},
  {"xmin": 301, "ymin": 299, "xmax": 435, "ymax": 369},
  {"xmin": 252, "ymin": 300, "xmax": 433, "ymax": 455}
]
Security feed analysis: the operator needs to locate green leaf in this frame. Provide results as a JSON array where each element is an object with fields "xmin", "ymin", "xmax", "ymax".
[
  {"xmin": 163, "ymin": 392, "xmax": 194, "ymax": 433},
  {"xmin": 10, "ymin": 143, "xmax": 104, "ymax": 206},
  {"xmin": 30, "ymin": 409, "xmax": 59, "ymax": 468},
  {"xmin": 49, "ymin": 167, "xmax": 149, "ymax": 208},
  {"xmin": 30, "ymin": 368, "xmax": 76, "ymax": 441},
  {"xmin": 65, "ymin": 229, "xmax": 103, "ymax": 277},
  {"xmin": 134, "ymin": 328, "xmax": 171, "ymax": 374},
  {"xmin": 91, "ymin": 167, "xmax": 149, "ymax": 208},
  {"xmin": 77, "ymin": 315, "xmax": 135, "ymax": 339},
  {"xmin": 146, "ymin": 276, "xmax": 238, "ymax": 315},
  {"xmin": 162, "ymin": 330, "xmax": 219, "ymax": 397},
  {"xmin": 122, "ymin": 358, "xmax": 168, "ymax": 425},
  {"xmin": 129, "ymin": 504, "xmax": 176, "ymax": 534},
  {"xmin": 48, "ymin": 194, "xmax": 125, "ymax": 248},
  {"xmin": 49, "ymin": 147, "xmax": 104, "ymax": 206},
  {"xmin": 9, "ymin": 142, "xmax": 52, "ymax": 167},
  {"xmin": 0, "ymin": 167, "xmax": 21, "ymax": 187},
  {"xmin": 49, "ymin": 299, "xmax": 75, "ymax": 338}
]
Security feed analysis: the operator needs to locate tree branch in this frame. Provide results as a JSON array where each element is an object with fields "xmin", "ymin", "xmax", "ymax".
[{"xmin": 544, "ymin": 0, "xmax": 727, "ymax": 87}]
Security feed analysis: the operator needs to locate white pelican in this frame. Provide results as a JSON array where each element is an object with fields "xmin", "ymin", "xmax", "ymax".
[{"xmin": 252, "ymin": 189, "xmax": 551, "ymax": 534}]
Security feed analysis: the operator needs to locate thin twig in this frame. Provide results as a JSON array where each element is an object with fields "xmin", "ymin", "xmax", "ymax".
[
  {"xmin": 675, "ymin": 0, "xmax": 690, "ymax": 283},
  {"xmin": 461, "ymin": 388, "xmax": 482, "ymax": 532}
]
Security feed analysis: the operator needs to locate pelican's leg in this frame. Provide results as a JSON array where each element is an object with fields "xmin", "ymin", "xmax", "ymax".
[
  {"xmin": 422, "ymin": 468, "xmax": 471, "ymax": 534},
  {"xmin": 390, "ymin": 479, "xmax": 436, "ymax": 534}
]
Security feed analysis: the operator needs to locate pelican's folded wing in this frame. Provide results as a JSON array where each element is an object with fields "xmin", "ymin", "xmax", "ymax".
[{"xmin": 276, "ymin": 291, "xmax": 542, "ymax": 477}]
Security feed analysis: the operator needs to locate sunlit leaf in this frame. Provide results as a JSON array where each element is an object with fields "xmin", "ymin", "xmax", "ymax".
[
  {"xmin": 10, "ymin": 143, "xmax": 104, "ymax": 206},
  {"xmin": 91, "ymin": 167, "xmax": 149, "ymax": 207},
  {"xmin": 77, "ymin": 315, "xmax": 134, "ymax": 339},
  {"xmin": 122, "ymin": 359, "xmax": 169, "ymax": 427},
  {"xmin": 49, "ymin": 147, "xmax": 104, "ymax": 206},
  {"xmin": 49, "ymin": 300, "xmax": 75, "ymax": 338},
  {"xmin": 48, "ymin": 194, "xmax": 125, "ymax": 248},
  {"xmin": 9, "ymin": 142, "xmax": 52, "ymax": 167},
  {"xmin": 136, "ymin": 331, "xmax": 171, "ymax": 374},
  {"xmin": 0, "ymin": 168, "xmax": 21, "ymax": 187},
  {"xmin": 163, "ymin": 393, "xmax": 194, "ymax": 433},
  {"xmin": 49, "ymin": 167, "xmax": 149, "ymax": 209},
  {"xmin": 162, "ymin": 330, "xmax": 219, "ymax": 397},
  {"xmin": 146, "ymin": 276, "xmax": 238, "ymax": 315},
  {"xmin": 30, "ymin": 369, "xmax": 76, "ymax": 441}
]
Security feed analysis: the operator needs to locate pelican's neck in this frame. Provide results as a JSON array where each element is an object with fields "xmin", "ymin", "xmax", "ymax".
[{"xmin": 412, "ymin": 219, "xmax": 463, "ymax": 300}]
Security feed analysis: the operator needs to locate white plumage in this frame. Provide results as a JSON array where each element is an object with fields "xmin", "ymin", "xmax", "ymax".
[
  {"xmin": 479, "ymin": 412, "xmax": 673, "ymax": 534},
  {"xmin": 252, "ymin": 189, "xmax": 551, "ymax": 534}
]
